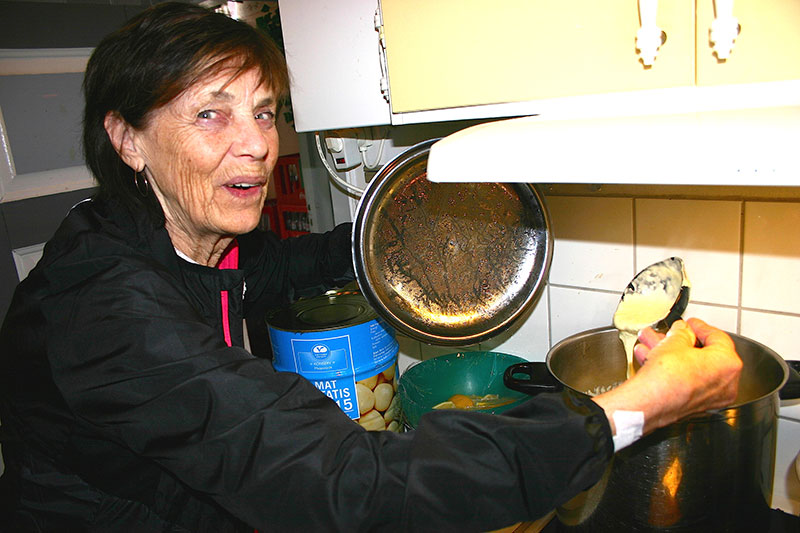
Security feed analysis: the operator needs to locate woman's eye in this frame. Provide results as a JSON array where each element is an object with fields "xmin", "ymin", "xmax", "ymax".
[
  {"xmin": 197, "ymin": 110, "xmax": 217, "ymax": 120},
  {"xmin": 255, "ymin": 110, "xmax": 275, "ymax": 125}
]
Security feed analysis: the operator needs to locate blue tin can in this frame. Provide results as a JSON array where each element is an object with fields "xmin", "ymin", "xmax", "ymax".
[{"xmin": 267, "ymin": 289, "xmax": 400, "ymax": 430}]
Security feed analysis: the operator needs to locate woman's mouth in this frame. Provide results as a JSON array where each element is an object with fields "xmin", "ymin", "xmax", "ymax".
[{"xmin": 225, "ymin": 181, "xmax": 264, "ymax": 198}]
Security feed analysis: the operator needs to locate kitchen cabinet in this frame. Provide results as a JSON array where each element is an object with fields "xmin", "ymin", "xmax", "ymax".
[
  {"xmin": 380, "ymin": 0, "xmax": 695, "ymax": 113},
  {"xmin": 696, "ymin": 0, "xmax": 800, "ymax": 87},
  {"xmin": 380, "ymin": 0, "xmax": 800, "ymax": 114},
  {"xmin": 278, "ymin": 0, "xmax": 800, "ymax": 131},
  {"xmin": 278, "ymin": 0, "xmax": 391, "ymax": 132}
]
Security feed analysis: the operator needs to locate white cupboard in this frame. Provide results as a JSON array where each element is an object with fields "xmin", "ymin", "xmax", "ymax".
[
  {"xmin": 278, "ymin": 0, "xmax": 391, "ymax": 132},
  {"xmin": 380, "ymin": 0, "xmax": 695, "ymax": 113},
  {"xmin": 381, "ymin": 0, "xmax": 800, "ymax": 113},
  {"xmin": 279, "ymin": 0, "xmax": 800, "ymax": 131}
]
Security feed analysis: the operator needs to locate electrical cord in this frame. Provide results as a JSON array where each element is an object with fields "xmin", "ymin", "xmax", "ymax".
[
  {"xmin": 360, "ymin": 127, "xmax": 387, "ymax": 171},
  {"xmin": 315, "ymin": 132, "xmax": 365, "ymax": 196}
]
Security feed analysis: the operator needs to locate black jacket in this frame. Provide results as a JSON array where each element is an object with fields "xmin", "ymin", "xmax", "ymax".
[{"xmin": 0, "ymin": 194, "xmax": 613, "ymax": 532}]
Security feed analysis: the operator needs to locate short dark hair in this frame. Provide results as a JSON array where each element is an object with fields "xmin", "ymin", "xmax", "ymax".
[{"xmin": 82, "ymin": 1, "xmax": 289, "ymax": 218}]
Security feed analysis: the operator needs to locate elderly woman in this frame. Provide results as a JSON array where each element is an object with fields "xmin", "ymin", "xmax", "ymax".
[{"xmin": 0, "ymin": 3, "xmax": 741, "ymax": 532}]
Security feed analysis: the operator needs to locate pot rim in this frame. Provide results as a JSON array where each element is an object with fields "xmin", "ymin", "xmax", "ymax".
[{"xmin": 545, "ymin": 325, "xmax": 790, "ymax": 412}]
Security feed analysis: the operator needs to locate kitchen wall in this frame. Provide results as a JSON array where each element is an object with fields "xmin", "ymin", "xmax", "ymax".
[{"xmin": 382, "ymin": 183, "xmax": 800, "ymax": 514}]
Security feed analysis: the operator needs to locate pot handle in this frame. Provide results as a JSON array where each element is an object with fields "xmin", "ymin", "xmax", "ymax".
[
  {"xmin": 779, "ymin": 360, "xmax": 800, "ymax": 400},
  {"xmin": 503, "ymin": 362, "xmax": 562, "ymax": 396}
]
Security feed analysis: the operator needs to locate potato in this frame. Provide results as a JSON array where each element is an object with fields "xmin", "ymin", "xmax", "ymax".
[
  {"xmin": 373, "ymin": 382, "xmax": 394, "ymax": 411},
  {"xmin": 358, "ymin": 409, "xmax": 385, "ymax": 431},
  {"xmin": 358, "ymin": 375, "xmax": 378, "ymax": 390},
  {"xmin": 354, "ymin": 364, "xmax": 402, "ymax": 431},
  {"xmin": 356, "ymin": 383, "xmax": 375, "ymax": 414}
]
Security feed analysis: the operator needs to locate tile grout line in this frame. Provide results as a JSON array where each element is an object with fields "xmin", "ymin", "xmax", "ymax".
[
  {"xmin": 546, "ymin": 283, "xmax": 800, "ymax": 320},
  {"xmin": 545, "ymin": 282, "xmax": 552, "ymax": 350},
  {"xmin": 737, "ymin": 200, "xmax": 746, "ymax": 336}
]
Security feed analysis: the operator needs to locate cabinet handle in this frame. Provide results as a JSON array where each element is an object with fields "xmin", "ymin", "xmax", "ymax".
[
  {"xmin": 636, "ymin": 0, "xmax": 667, "ymax": 67},
  {"xmin": 710, "ymin": 0, "xmax": 741, "ymax": 60}
]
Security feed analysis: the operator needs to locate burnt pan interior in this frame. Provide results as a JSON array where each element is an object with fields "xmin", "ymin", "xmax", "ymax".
[{"xmin": 353, "ymin": 139, "xmax": 552, "ymax": 345}]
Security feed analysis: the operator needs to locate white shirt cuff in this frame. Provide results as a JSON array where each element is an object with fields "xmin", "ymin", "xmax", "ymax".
[{"xmin": 612, "ymin": 410, "xmax": 645, "ymax": 451}]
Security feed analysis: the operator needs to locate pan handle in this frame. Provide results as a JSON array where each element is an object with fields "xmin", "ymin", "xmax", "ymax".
[
  {"xmin": 779, "ymin": 360, "xmax": 800, "ymax": 400},
  {"xmin": 504, "ymin": 362, "xmax": 562, "ymax": 396}
]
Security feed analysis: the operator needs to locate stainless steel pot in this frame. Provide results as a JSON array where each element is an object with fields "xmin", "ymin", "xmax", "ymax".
[{"xmin": 504, "ymin": 326, "xmax": 800, "ymax": 532}]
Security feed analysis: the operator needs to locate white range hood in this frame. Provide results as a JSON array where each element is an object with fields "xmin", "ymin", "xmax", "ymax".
[{"xmin": 426, "ymin": 82, "xmax": 800, "ymax": 186}]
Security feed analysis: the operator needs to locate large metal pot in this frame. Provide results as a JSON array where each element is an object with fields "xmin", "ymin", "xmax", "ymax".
[{"xmin": 504, "ymin": 326, "xmax": 800, "ymax": 532}]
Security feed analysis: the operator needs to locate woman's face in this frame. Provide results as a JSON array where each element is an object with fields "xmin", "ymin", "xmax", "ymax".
[{"xmin": 133, "ymin": 68, "xmax": 278, "ymax": 248}]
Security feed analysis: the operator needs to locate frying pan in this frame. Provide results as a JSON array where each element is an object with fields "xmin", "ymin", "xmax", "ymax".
[{"xmin": 352, "ymin": 139, "xmax": 552, "ymax": 345}]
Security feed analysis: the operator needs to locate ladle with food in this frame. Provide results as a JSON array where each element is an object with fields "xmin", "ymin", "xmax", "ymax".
[{"xmin": 613, "ymin": 257, "xmax": 691, "ymax": 378}]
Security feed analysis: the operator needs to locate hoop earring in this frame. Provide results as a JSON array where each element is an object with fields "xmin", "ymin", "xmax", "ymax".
[{"xmin": 134, "ymin": 170, "xmax": 149, "ymax": 196}]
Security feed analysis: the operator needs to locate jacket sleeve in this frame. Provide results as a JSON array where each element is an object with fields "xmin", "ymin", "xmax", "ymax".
[
  {"xmin": 238, "ymin": 222, "xmax": 355, "ymax": 358},
  {"xmin": 239, "ymin": 222, "xmax": 355, "ymax": 311},
  {"xmin": 45, "ymin": 256, "xmax": 612, "ymax": 532}
]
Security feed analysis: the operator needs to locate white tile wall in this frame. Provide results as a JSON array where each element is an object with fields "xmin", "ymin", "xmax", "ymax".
[
  {"xmin": 395, "ymin": 334, "xmax": 422, "ymax": 374},
  {"xmin": 636, "ymin": 198, "xmax": 742, "ymax": 306},
  {"xmin": 740, "ymin": 310, "xmax": 800, "ymax": 373},
  {"xmin": 480, "ymin": 290, "xmax": 550, "ymax": 361},
  {"xmin": 684, "ymin": 302, "xmax": 739, "ymax": 332},
  {"xmin": 546, "ymin": 196, "xmax": 634, "ymax": 291},
  {"xmin": 419, "ymin": 341, "xmax": 481, "ymax": 360},
  {"xmin": 548, "ymin": 285, "xmax": 619, "ymax": 343},
  {"xmin": 394, "ymin": 193, "xmax": 800, "ymax": 513},
  {"xmin": 742, "ymin": 202, "xmax": 800, "ymax": 314}
]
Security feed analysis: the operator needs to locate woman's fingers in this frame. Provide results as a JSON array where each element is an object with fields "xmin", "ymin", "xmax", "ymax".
[
  {"xmin": 685, "ymin": 317, "xmax": 742, "ymax": 406},
  {"xmin": 637, "ymin": 327, "xmax": 664, "ymax": 349},
  {"xmin": 632, "ymin": 325, "xmax": 665, "ymax": 364},
  {"xmin": 687, "ymin": 317, "xmax": 735, "ymax": 351},
  {"xmin": 598, "ymin": 318, "xmax": 743, "ymax": 437}
]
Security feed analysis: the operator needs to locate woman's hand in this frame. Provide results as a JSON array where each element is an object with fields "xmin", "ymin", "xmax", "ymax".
[{"xmin": 593, "ymin": 318, "xmax": 742, "ymax": 439}]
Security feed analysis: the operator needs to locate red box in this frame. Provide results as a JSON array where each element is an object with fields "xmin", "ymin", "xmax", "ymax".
[
  {"xmin": 277, "ymin": 204, "xmax": 310, "ymax": 239},
  {"xmin": 273, "ymin": 154, "xmax": 306, "ymax": 206},
  {"xmin": 259, "ymin": 200, "xmax": 279, "ymax": 234}
]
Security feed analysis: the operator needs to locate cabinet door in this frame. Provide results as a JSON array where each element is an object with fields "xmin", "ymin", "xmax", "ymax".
[
  {"xmin": 381, "ymin": 0, "xmax": 695, "ymax": 114},
  {"xmin": 696, "ymin": 0, "xmax": 800, "ymax": 86},
  {"xmin": 279, "ymin": 0, "xmax": 390, "ymax": 132}
]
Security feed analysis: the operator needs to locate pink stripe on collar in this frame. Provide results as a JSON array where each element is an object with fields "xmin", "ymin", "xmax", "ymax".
[
  {"xmin": 218, "ymin": 239, "xmax": 239, "ymax": 347},
  {"xmin": 217, "ymin": 239, "xmax": 239, "ymax": 270}
]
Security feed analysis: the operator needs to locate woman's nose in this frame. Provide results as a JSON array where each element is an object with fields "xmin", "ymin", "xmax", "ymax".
[{"xmin": 231, "ymin": 116, "xmax": 270, "ymax": 160}]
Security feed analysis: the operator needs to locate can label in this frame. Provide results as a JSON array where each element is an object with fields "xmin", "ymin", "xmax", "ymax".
[{"xmin": 269, "ymin": 317, "xmax": 399, "ymax": 425}]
